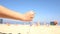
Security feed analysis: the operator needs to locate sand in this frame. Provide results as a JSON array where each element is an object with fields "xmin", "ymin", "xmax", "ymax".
[{"xmin": 0, "ymin": 24, "xmax": 60, "ymax": 34}]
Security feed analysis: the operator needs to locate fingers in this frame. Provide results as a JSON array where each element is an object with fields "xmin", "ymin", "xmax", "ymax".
[
  {"xmin": 23, "ymin": 10, "xmax": 35, "ymax": 21},
  {"xmin": 24, "ymin": 16, "xmax": 33, "ymax": 21},
  {"xmin": 23, "ymin": 15, "xmax": 33, "ymax": 21},
  {"xmin": 25, "ymin": 11, "xmax": 35, "ymax": 18},
  {"xmin": 26, "ymin": 15, "xmax": 34, "ymax": 21}
]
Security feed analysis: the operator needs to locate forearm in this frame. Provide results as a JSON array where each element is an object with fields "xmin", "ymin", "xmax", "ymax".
[{"xmin": 0, "ymin": 5, "xmax": 24, "ymax": 20}]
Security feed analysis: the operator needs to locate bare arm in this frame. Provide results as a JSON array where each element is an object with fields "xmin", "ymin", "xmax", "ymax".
[
  {"xmin": 0, "ymin": 5, "xmax": 34, "ymax": 21},
  {"xmin": 0, "ymin": 5, "xmax": 24, "ymax": 20}
]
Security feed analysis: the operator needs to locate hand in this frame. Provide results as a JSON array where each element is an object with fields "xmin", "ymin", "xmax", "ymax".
[{"xmin": 22, "ymin": 11, "xmax": 35, "ymax": 21}]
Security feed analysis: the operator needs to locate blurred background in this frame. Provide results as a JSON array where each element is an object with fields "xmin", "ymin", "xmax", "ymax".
[{"xmin": 0, "ymin": 0, "xmax": 60, "ymax": 25}]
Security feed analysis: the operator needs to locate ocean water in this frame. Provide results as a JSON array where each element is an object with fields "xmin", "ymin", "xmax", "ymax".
[{"xmin": 2, "ymin": 22, "xmax": 60, "ymax": 25}]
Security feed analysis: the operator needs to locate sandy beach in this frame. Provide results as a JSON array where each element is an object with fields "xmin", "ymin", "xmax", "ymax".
[{"xmin": 0, "ymin": 24, "xmax": 60, "ymax": 34}]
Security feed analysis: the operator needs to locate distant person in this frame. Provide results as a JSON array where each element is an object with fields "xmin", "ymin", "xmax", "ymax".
[
  {"xmin": 0, "ymin": 5, "xmax": 35, "ymax": 21},
  {"xmin": 54, "ymin": 21, "xmax": 58, "ymax": 25},
  {"xmin": 50, "ymin": 20, "xmax": 58, "ymax": 25}
]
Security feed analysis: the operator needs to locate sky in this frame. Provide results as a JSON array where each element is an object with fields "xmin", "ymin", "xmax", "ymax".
[{"xmin": 0, "ymin": 0, "xmax": 60, "ymax": 24}]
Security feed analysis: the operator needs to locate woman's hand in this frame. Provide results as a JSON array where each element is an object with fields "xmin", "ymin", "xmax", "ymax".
[{"xmin": 22, "ymin": 11, "xmax": 35, "ymax": 21}]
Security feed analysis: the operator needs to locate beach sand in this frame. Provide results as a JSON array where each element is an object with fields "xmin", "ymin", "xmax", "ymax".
[{"xmin": 0, "ymin": 24, "xmax": 60, "ymax": 34}]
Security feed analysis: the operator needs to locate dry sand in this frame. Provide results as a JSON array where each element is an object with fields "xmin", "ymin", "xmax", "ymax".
[{"xmin": 0, "ymin": 24, "xmax": 60, "ymax": 34}]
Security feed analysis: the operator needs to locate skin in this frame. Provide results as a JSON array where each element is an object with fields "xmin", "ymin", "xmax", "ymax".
[{"xmin": 0, "ymin": 5, "xmax": 35, "ymax": 21}]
